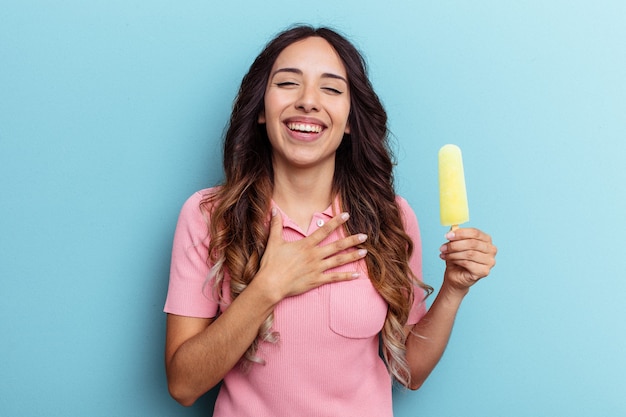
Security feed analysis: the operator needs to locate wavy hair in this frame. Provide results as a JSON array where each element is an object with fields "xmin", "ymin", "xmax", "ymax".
[{"xmin": 201, "ymin": 25, "xmax": 433, "ymax": 387}]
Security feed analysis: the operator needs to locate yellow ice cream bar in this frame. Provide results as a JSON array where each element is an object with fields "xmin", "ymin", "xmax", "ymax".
[{"xmin": 438, "ymin": 144, "xmax": 469, "ymax": 227}]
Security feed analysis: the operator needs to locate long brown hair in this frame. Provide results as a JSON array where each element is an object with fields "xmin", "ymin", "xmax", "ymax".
[{"xmin": 202, "ymin": 25, "xmax": 432, "ymax": 387}]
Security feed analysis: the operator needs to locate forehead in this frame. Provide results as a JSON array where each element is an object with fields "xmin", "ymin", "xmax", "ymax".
[{"xmin": 271, "ymin": 36, "xmax": 347, "ymax": 77}]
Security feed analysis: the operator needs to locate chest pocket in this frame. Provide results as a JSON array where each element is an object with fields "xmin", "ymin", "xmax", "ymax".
[{"xmin": 329, "ymin": 278, "xmax": 388, "ymax": 339}]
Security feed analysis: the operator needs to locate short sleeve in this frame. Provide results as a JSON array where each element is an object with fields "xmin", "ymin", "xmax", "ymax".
[
  {"xmin": 396, "ymin": 196, "xmax": 428, "ymax": 325},
  {"xmin": 163, "ymin": 190, "xmax": 219, "ymax": 318}
]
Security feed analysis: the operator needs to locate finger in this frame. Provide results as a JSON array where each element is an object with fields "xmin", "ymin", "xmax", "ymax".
[
  {"xmin": 445, "ymin": 227, "xmax": 492, "ymax": 244},
  {"xmin": 307, "ymin": 212, "xmax": 350, "ymax": 246},
  {"xmin": 321, "ymin": 247, "xmax": 368, "ymax": 271},
  {"xmin": 442, "ymin": 249, "xmax": 494, "ymax": 267},
  {"xmin": 318, "ymin": 233, "xmax": 368, "ymax": 259},
  {"xmin": 446, "ymin": 258, "xmax": 494, "ymax": 279},
  {"xmin": 441, "ymin": 238, "xmax": 494, "ymax": 257},
  {"xmin": 321, "ymin": 270, "xmax": 362, "ymax": 283},
  {"xmin": 441, "ymin": 245, "xmax": 497, "ymax": 274},
  {"xmin": 267, "ymin": 207, "xmax": 283, "ymax": 244}
]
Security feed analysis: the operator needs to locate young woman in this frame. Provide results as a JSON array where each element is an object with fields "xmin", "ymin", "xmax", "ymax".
[{"xmin": 164, "ymin": 25, "xmax": 497, "ymax": 416}]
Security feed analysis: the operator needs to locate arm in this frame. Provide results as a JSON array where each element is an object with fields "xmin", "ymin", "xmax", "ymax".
[
  {"xmin": 165, "ymin": 209, "xmax": 368, "ymax": 406},
  {"xmin": 405, "ymin": 227, "xmax": 497, "ymax": 390},
  {"xmin": 165, "ymin": 277, "xmax": 278, "ymax": 406}
]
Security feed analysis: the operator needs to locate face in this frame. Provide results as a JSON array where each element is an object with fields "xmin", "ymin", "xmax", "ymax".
[{"xmin": 258, "ymin": 36, "xmax": 351, "ymax": 173}]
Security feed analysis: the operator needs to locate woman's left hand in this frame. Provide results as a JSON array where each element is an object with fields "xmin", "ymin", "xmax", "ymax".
[{"xmin": 439, "ymin": 227, "xmax": 497, "ymax": 294}]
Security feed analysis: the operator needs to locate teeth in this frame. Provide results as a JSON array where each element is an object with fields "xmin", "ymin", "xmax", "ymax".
[{"xmin": 287, "ymin": 123, "xmax": 322, "ymax": 133}]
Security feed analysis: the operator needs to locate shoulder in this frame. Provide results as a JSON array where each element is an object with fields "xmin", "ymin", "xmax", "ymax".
[
  {"xmin": 394, "ymin": 195, "xmax": 417, "ymax": 219},
  {"xmin": 174, "ymin": 187, "xmax": 221, "ymax": 239},
  {"xmin": 182, "ymin": 186, "xmax": 220, "ymax": 206},
  {"xmin": 178, "ymin": 187, "xmax": 220, "ymax": 217}
]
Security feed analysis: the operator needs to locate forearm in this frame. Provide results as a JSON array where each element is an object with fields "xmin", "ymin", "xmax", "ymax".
[
  {"xmin": 165, "ymin": 210, "xmax": 370, "ymax": 405},
  {"xmin": 405, "ymin": 282, "xmax": 468, "ymax": 389},
  {"xmin": 166, "ymin": 277, "xmax": 278, "ymax": 406}
]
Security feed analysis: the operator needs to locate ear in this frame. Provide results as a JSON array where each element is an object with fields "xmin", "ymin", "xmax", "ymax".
[
  {"xmin": 258, "ymin": 110, "xmax": 266, "ymax": 124},
  {"xmin": 344, "ymin": 123, "xmax": 350, "ymax": 134}
]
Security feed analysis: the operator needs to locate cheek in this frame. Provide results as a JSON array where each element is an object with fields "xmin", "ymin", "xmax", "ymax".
[
  {"xmin": 262, "ymin": 97, "xmax": 285, "ymax": 125},
  {"xmin": 335, "ymin": 102, "xmax": 351, "ymax": 130},
  {"xmin": 261, "ymin": 88, "xmax": 277, "ymax": 122}
]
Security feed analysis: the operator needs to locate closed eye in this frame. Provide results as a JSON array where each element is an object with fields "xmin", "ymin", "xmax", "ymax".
[
  {"xmin": 322, "ymin": 87, "xmax": 343, "ymax": 95},
  {"xmin": 275, "ymin": 81, "xmax": 298, "ymax": 87}
]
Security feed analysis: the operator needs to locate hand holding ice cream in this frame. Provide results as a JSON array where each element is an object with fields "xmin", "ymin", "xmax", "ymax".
[{"xmin": 438, "ymin": 144, "xmax": 497, "ymax": 293}]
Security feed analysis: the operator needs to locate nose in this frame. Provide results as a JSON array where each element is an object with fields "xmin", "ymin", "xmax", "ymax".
[{"xmin": 295, "ymin": 84, "xmax": 319, "ymax": 113}]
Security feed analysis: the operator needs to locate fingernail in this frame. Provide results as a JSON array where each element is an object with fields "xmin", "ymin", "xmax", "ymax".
[
  {"xmin": 439, "ymin": 244, "xmax": 447, "ymax": 253},
  {"xmin": 358, "ymin": 249, "xmax": 368, "ymax": 257},
  {"xmin": 358, "ymin": 234, "xmax": 368, "ymax": 242},
  {"xmin": 341, "ymin": 212, "xmax": 350, "ymax": 221},
  {"xmin": 445, "ymin": 231, "xmax": 455, "ymax": 240},
  {"xmin": 351, "ymin": 272, "xmax": 361, "ymax": 279},
  {"xmin": 272, "ymin": 207, "xmax": 277, "ymax": 216}
]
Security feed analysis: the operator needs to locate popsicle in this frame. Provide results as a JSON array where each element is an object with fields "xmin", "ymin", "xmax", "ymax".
[{"xmin": 438, "ymin": 144, "xmax": 469, "ymax": 230}]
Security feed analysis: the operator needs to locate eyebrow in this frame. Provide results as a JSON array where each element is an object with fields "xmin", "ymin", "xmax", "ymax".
[{"xmin": 271, "ymin": 67, "xmax": 348, "ymax": 84}]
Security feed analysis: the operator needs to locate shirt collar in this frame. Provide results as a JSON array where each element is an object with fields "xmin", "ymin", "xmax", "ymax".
[{"xmin": 271, "ymin": 194, "xmax": 341, "ymax": 232}]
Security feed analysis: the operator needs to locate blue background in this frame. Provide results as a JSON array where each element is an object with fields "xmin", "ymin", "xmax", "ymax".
[{"xmin": 1, "ymin": 1, "xmax": 625, "ymax": 415}]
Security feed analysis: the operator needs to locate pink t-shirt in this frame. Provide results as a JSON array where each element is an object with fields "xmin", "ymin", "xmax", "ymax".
[{"xmin": 164, "ymin": 188, "xmax": 427, "ymax": 417}]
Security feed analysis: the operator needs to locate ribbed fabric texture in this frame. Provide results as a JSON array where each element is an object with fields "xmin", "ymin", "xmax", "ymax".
[{"xmin": 164, "ymin": 188, "xmax": 427, "ymax": 417}]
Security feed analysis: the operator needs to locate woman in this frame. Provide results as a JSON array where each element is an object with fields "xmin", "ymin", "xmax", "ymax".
[{"xmin": 164, "ymin": 25, "xmax": 497, "ymax": 416}]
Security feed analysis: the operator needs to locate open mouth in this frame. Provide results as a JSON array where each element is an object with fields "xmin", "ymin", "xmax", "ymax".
[{"xmin": 286, "ymin": 122, "xmax": 323, "ymax": 134}]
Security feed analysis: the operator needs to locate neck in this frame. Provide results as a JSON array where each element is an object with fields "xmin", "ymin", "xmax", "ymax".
[{"xmin": 272, "ymin": 166, "xmax": 335, "ymax": 230}]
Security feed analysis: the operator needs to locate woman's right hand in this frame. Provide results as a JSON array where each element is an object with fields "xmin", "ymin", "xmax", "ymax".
[
  {"xmin": 166, "ymin": 208, "xmax": 367, "ymax": 406},
  {"xmin": 255, "ymin": 209, "xmax": 368, "ymax": 301}
]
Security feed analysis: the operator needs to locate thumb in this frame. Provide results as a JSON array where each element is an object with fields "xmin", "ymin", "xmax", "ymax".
[{"xmin": 267, "ymin": 207, "xmax": 283, "ymax": 243}]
